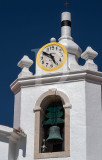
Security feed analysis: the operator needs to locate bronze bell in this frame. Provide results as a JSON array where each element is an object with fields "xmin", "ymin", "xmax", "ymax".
[{"xmin": 46, "ymin": 126, "xmax": 63, "ymax": 144}]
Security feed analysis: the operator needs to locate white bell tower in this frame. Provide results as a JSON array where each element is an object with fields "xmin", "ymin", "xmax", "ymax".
[{"xmin": 10, "ymin": 10, "xmax": 102, "ymax": 160}]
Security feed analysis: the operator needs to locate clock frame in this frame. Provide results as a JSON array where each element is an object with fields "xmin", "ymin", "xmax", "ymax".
[{"xmin": 36, "ymin": 42, "xmax": 67, "ymax": 71}]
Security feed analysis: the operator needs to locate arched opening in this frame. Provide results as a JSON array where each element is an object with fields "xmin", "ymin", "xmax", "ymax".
[
  {"xmin": 40, "ymin": 95, "xmax": 65, "ymax": 153},
  {"xmin": 34, "ymin": 89, "xmax": 71, "ymax": 159}
]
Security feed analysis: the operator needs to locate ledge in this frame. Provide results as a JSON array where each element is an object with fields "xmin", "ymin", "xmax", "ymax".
[
  {"xmin": 10, "ymin": 70, "xmax": 102, "ymax": 94},
  {"xmin": 0, "ymin": 125, "xmax": 13, "ymax": 135},
  {"xmin": 34, "ymin": 150, "xmax": 70, "ymax": 159}
]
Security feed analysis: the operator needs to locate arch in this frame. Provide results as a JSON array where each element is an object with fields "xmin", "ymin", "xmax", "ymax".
[
  {"xmin": 34, "ymin": 88, "xmax": 71, "ymax": 159},
  {"xmin": 34, "ymin": 88, "xmax": 72, "ymax": 112}
]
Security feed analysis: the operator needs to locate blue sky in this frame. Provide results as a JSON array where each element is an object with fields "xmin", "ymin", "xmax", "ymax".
[{"xmin": 0, "ymin": 0, "xmax": 102, "ymax": 127}]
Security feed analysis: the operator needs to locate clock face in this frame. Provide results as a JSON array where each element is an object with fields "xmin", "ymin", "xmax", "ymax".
[{"xmin": 36, "ymin": 42, "xmax": 67, "ymax": 71}]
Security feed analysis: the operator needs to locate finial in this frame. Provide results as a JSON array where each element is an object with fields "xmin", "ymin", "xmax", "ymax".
[
  {"xmin": 50, "ymin": 37, "xmax": 56, "ymax": 42},
  {"xmin": 17, "ymin": 55, "xmax": 33, "ymax": 78},
  {"xmin": 81, "ymin": 47, "xmax": 98, "ymax": 71},
  {"xmin": 65, "ymin": 0, "xmax": 70, "ymax": 11}
]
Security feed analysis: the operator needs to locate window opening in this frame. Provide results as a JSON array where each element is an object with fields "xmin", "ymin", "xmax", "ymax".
[{"xmin": 40, "ymin": 96, "xmax": 64, "ymax": 153}]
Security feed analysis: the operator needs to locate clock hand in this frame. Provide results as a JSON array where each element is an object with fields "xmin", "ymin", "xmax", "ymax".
[
  {"xmin": 42, "ymin": 51, "xmax": 52, "ymax": 58},
  {"xmin": 49, "ymin": 54, "xmax": 58, "ymax": 65},
  {"xmin": 42, "ymin": 51, "xmax": 58, "ymax": 65}
]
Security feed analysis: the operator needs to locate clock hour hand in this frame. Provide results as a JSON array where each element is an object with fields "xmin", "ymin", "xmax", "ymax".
[{"xmin": 42, "ymin": 51, "xmax": 51, "ymax": 58}]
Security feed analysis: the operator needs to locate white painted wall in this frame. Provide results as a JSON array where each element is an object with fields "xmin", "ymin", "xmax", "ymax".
[
  {"xmin": 13, "ymin": 91, "xmax": 21, "ymax": 129},
  {"xmin": 86, "ymin": 82, "xmax": 102, "ymax": 160},
  {"xmin": 0, "ymin": 139, "xmax": 9, "ymax": 160},
  {"xmin": 15, "ymin": 80, "xmax": 86, "ymax": 160},
  {"xmin": 1, "ymin": 79, "xmax": 102, "ymax": 160},
  {"xmin": 0, "ymin": 126, "xmax": 13, "ymax": 160},
  {"xmin": 1, "ymin": 76, "xmax": 101, "ymax": 160}
]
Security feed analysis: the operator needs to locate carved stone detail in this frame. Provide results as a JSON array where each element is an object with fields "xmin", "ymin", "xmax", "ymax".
[
  {"xmin": 81, "ymin": 47, "xmax": 98, "ymax": 71},
  {"xmin": 17, "ymin": 55, "xmax": 33, "ymax": 78}
]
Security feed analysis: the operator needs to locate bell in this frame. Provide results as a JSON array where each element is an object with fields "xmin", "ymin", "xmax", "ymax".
[{"xmin": 46, "ymin": 126, "xmax": 63, "ymax": 144}]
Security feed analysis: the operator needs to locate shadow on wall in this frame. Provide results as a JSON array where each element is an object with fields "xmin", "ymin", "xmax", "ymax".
[{"xmin": 0, "ymin": 135, "xmax": 9, "ymax": 144}]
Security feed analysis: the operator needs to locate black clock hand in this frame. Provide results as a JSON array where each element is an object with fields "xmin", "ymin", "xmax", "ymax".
[
  {"xmin": 42, "ymin": 51, "xmax": 58, "ymax": 65},
  {"xmin": 49, "ymin": 54, "xmax": 58, "ymax": 65},
  {"xmin": 42, "ymin": 51, "xmax": 52, "ymax": 58}
]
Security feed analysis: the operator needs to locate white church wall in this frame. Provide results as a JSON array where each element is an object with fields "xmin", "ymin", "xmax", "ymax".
[
  {"xmin": 86, "ymin": 82, "xmax": 102, "ymax": 160},
  {"xmin": 0, "ymin": 138, "xmax": 9, "ymax": 160},
  {"xmin": 0, "ymin": 125, "xmax": 13, "ymax": 160},
  {"xmin": 15, "ymin": 80, "xmax": 86, "ymax": 160},
  {"xmin": 13, "ymin": 91, "xmax": 21, "ymax": 129}
]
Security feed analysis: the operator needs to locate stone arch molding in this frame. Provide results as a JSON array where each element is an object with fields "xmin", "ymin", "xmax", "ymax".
[
  {"xmin": 34, "ymin": 88, "xmax": 72, "ymax": 112},
  {"xmin": 34, "ymin": 88, "xmax": 72, "ymax": 159}
]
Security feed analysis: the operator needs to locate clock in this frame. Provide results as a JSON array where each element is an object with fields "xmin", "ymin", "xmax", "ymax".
[{"xmin": 36, "ymin": 42, "xmax": 67, "ymax": 71}]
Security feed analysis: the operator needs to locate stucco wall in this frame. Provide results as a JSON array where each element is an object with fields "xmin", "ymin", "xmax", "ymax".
[
  {"xmin": 0, "ymin": 125, "xmax": 13, "ymax": 160},
  {"xmin": 15, "ymin": 80, "xmax": 86, "ymax": 160},
  {"xmin": 13, "ymin": 91, "xmax": 21, "ymax": 129},
  {"xmin": 0, "ymin": 137, "xmax": 9, "ymax": 160},
  {"xmin": 86, "ymin": 82, "xmax": 102, "ymax": 160}
]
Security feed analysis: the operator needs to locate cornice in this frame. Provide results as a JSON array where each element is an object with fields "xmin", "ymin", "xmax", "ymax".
[
  {"xmin": 10, "ymin": 70, "xmax": 102, "ymax": 94},
  {"xmin": 0, "ymin": 126, "xmax": 26, "ymax": 141}
]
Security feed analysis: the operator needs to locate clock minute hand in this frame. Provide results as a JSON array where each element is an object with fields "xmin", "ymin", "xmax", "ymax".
[{"xmin": 50, "ymin": 54, "xmax": 58, "ymax": 65}]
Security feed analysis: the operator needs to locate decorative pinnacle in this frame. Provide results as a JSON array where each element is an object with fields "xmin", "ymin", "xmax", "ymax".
[
  {"xmin": 17, "ymin": 55, "xmax": 33, "ymax": 78},
  {"xmin": 81, "ymin": 47, "xmax": 98, "ymax": 60},
  {"xmin": 18, "ymin": 55, "xmax": 33, "ymax": 69},
  {"xmin": 81, "ymin": 47, "xmax": 98, "ymax": 71}
]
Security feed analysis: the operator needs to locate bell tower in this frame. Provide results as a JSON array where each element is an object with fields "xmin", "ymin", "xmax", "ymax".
[{"xmin": 10, "ymin": 10, "xmax": 102, "ymax": 160}]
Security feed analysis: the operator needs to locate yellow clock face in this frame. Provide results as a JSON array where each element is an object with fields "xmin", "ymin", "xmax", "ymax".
[{"xmin": 36, "ymin": 42, "xmax": 67, "ymax": 71}]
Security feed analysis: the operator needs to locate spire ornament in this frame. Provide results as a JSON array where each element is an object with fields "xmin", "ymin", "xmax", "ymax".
[
  {"xmin": 65, "ymin": 0, "xmax": 70, "ymax": 11},
  {"xmin": 17, "ymin": 55, "xmax": 33, "ymax": 78}
]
